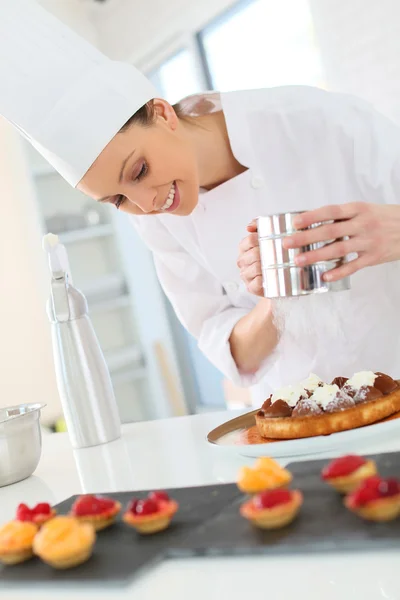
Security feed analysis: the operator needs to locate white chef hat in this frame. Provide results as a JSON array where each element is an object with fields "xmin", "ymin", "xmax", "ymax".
[{"xmin": 0, "ymin": 0, "xmax": 158, "ymax": 187}]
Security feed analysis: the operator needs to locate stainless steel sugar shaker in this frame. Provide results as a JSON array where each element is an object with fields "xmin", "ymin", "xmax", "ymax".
[{"xmin": 257, "ymin": 212, "xmax": 351, "ymax": 298}]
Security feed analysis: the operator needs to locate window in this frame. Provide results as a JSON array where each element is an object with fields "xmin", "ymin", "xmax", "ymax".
[
  {"xmin": 198, "ymin": 0, "xmax": 324, "ymax": 91},
  {"xmin": 148, "ymin": 49, "xmax": 203, "ymax": 104},
  {"xmin": 147, "ymin": 0, "xmax": 324, "ymax": 102}
]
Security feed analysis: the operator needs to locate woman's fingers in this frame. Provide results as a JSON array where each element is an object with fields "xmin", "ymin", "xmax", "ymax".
[
  {"xmin": 292, "ymin": 203, "xmax": 363, "ymax": 230},
  {"xmin": 238, "ymin": 228, "xmax": 263, "ymax": 296},
  {"xmin": 238, "ymin": 232, "xmax": 258, "ymax": 254},
  {"xmin": 241, "ymin": 261, "xmax": 262, "ymax": 281},
  {"xmin": 237, "ymin": 246, "xmax": 260, "ymax": 269},
  {"xmin": 240, "ymin": 204, "xmax": 400, "ymax": 286},
  {"xmin": 246, "ymin": 219, "xmax": 258, "ymax": 233},
  {"xmin": 247, "ymin": 275, "xmax": 264, "ymax": 296},
  {"xmin": 294, "ymin": 237, "xmax": 368, "ymax": 266},
  {"xmin": 323, "ymin": 253, "xmax": 371, "ymax": 282},
  {"xmin": 283, "ymin": 218, "xmax": 359, "ymax": 250}
]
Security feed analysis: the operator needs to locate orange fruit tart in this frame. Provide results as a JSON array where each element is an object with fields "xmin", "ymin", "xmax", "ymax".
[
  {"xmin": 237, "ymin": 457, "xmax": 292, "ymax": 494},
  {"xmin": 344, "ymin": 476, "xmax": 400, "ymax": 522},
  {"xmin": 321, "ymin": 455, "xmax": 377, "ymax": 494},
  {"xmin": 33, "ymin": 516, "xmax": 95, "ymax": 569},
  {"xmin": 0, "ymin": 520, "xmax": 38, "ymax": 565},
  {"xmin": 16, "ymin": 502, "xmax": 56, "ymax": 526},
  {"xmin": 70, "ymin": 495, "xmax": 121, "ymax": 531},
  {"xmin": 123, "ymin": 491, "xmax": 178, "ymax": 535},
  {"xmin": 240, "ymin": 488, "xmax": 303, "ymax": 530}
]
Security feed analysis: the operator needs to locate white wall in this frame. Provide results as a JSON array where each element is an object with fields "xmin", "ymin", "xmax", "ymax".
[
  {"xmin": 309, "ymin": 0, "xmax": 400, "ymax": 123},
  {"xmin": 91, "ymin": 0, "xmax": 400, "ymax": 124},
  {"xmin": 38, "ymin": 0, "xmax": 99, "ymax": 44},
  {"xmin": 0, "ymin": 0, "xmax": 101, "ymax": 425},
  {"xmin": 89, "ymin": 0, "xmax": 237, "ymax": 66},
  {"xmin": 0, "ymin": 119, "xmax": 60, "ymax": 425}
]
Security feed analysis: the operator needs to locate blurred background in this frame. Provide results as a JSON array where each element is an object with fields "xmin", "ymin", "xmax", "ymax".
[{"xmin": 1, "ymin": 0, "xmax": 399, "ymax": 430}]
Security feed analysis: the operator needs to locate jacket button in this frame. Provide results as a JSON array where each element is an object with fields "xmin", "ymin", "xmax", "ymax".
[
  {"xmin": 251, "ymin": 175, "xmax": 264, "ymax": 189},
  {"xmin": 224, "ymin": 281, "xmax": 239, "ymax": 294}
]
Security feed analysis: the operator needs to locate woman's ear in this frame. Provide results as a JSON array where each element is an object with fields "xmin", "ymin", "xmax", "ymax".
[{"xmin": 153, "ymin": 98, "xmax": 179, "ymax": 130}]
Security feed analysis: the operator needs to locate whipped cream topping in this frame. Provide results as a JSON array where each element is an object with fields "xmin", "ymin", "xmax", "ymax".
[
  {"xmin": 310, "ymin": 384, "xmax": 340, "ymax": 409},
  {"xmin": 271, "ymin": 383, "xmax": 306, "ymax": 407},
  {"xmin": 346, "ymin": 371, "xmax": 377, "ymax": 390},
  {"xmin": 269, "ymin": 371, "xmax": 382, "ymax": 413},
  {"xmin": 300, "ymin": 373, "xmax": 323, "ymax": 392}
]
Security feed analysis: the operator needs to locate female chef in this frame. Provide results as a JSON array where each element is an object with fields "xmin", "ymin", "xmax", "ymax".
[
  {"xmin": 78, "ymin": 88, "xmax": 400, "ymax": 405},
  {"xmin": 1, "ymin": 0, "xmax": 400, "ymax": 406}
]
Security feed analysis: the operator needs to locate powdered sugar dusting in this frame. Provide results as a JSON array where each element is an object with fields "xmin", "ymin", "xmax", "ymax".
[
  {"xmin": 270, "ymin": 293, "xmax": 356, "ymax": 384},
  {"xmin": 292, "ymin": 398, "xmax": 323, "ymax": 417},
  {"xmin": 271, "ymin": 293, "xmax": 352, "ymax": 346},
  {"xmin": 353, "ymin": 386, "xmax": 369, "ymax": 404},
  {"xmin": 325, "ymin": 390, "xmax": 355, "ymax": 413}
]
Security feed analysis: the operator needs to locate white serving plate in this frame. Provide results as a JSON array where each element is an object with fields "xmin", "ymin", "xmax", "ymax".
[{"xmin": 207, "ymin": 409, "xmax": 400, "ymax": 458}]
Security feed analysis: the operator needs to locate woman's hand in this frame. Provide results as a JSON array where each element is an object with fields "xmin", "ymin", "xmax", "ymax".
[
  {"xmin": 237, "ymin": 220, "xmax": 263, "ymax": 296},
  {"xmin": 283, "ymin": 202, "xmax": 400, "ymax": 282}
]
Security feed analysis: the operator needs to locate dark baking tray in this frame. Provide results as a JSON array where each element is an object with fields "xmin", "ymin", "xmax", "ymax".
[
  {"xmin": 1, "ymin": 452, "xmax": 399, "ymax": 587},
  {"xmin": 172, "ymin": 451, "xmax": 400, "ymax": 557},
  {"xmin": 0, "ymin": 483, "xmax": 240, "ymax": 586}
]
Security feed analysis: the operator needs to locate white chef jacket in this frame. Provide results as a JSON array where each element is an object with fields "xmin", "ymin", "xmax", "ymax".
[{"xmin": 132, "ymin": 86, "xmax": 400, "ymax": 406}]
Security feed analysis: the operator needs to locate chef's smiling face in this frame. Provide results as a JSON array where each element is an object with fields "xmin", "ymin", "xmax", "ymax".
[{"xmin": 78, "ymin": 99, "xmax": 200, "ymax": 217}]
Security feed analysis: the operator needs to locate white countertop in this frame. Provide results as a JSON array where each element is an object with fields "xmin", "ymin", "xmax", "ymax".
[{"xmin": 2, "ymin": 410, "xmax": 400, "ymax": 600}]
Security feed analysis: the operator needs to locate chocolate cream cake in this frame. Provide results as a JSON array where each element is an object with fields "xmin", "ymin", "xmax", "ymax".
[{"xmin": 255, "ymin": 372, "xmax": 400, "ymax": 439}]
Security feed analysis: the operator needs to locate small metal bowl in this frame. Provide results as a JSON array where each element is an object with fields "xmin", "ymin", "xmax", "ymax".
[
  {"xmin": 0, "ymin": 403, "xmax": 46, "ymax": 488},
  {"xmin": 257, "ymin": 212, "xmax": 351, "ymax": 298}
]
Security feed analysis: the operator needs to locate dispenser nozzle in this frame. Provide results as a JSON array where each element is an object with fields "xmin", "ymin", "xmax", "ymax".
[{"xmin": 42, "ymin": 233, "xmax": 72, "ymax": 283}]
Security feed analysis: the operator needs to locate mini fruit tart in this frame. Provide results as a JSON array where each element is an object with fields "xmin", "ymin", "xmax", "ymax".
[
  {"xmin": 0, "ymin": 520, "xmax": 38, "ymax": 565},
  {"xmin": 344, "ymin": 476, "xmax": 400, "ymax": 522},
  {"xmin": 240, "ymin": 488, "xmax": 303, "ymax": 530},
  {"xmin": 237, "ymin": 457, "xmax": 292, "ymax": 494},
  {"xmin": 123, "ymin": 491, "xmax": 178, "ymax": 534},
  {"xmin": 70, "ymin": 495, "xmax": 121, "ymax": 531},
  {"xmin": 33, "ymin": 516, "xmax": 96, "ymax": 569},
  {"xmin": 321, "ymin": 455, "xmax": 377, "ymax": 494},
  {"xmin": 16, "ymin": 502, "xmax": 56, "ymax": 526}
]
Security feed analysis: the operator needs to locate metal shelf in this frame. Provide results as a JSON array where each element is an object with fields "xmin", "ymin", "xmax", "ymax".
[
  {"xmin": 111, "ymin": 367, "xmax": 147, "ymax": 386},
  {"xmin": 58, "ymin": 224, "xmax": 113, "ymax": 244},
  {"xmin": 89, "ymin": 294, "xmax": 131, "ymax": 315},
  {"xmin": 82, "ymin": 273, "xmax": 128, "ymax": 302},
  {"xmin": 105, "ymin": 345, "xmax": 143, "ymax": 373}
]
